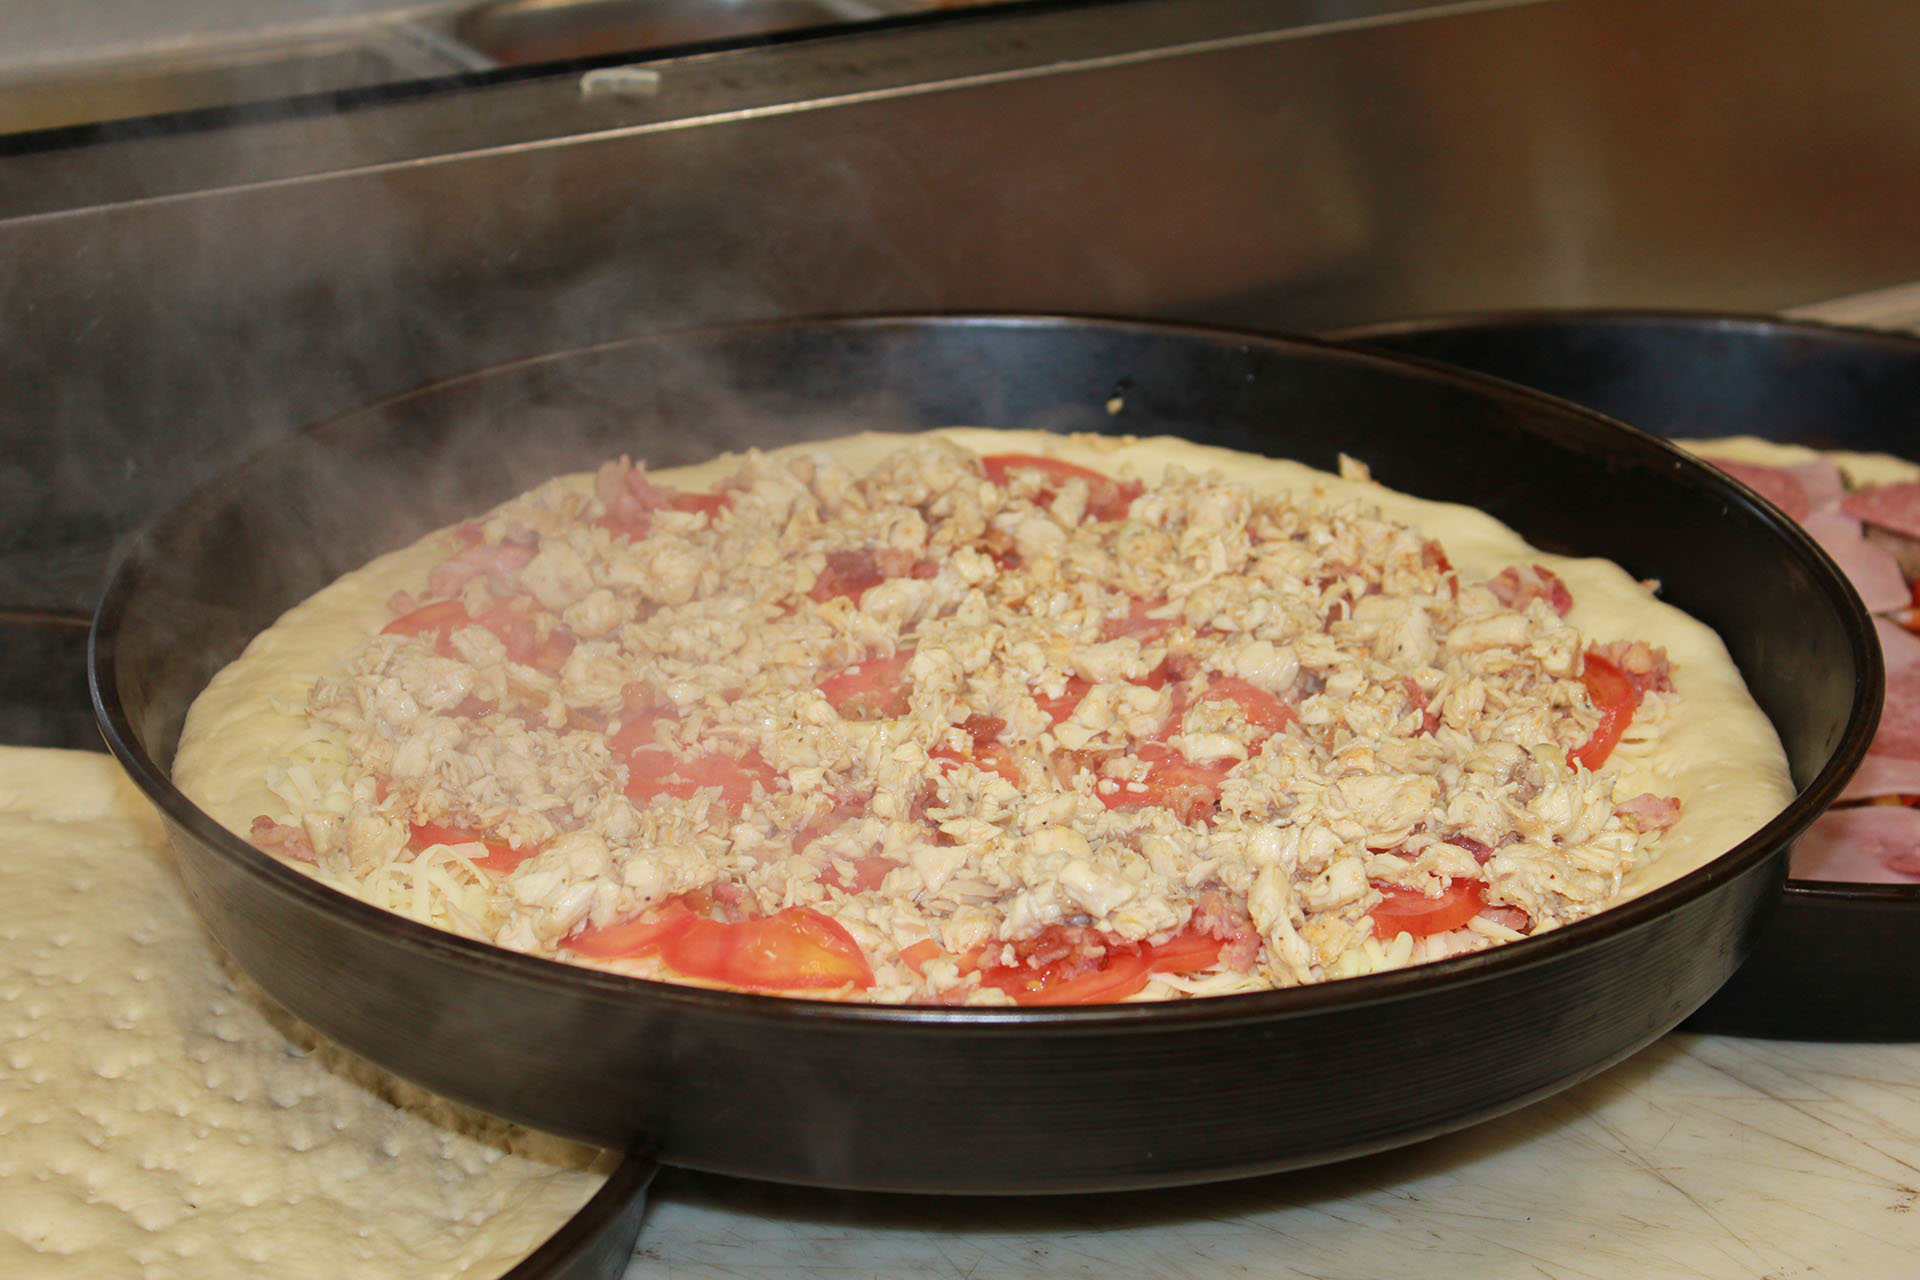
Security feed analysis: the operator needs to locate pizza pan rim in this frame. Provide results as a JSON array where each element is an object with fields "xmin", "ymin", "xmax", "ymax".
[{"xmin": 88, "ymin": 312, "xmax": 1880, "ymax": 1186}]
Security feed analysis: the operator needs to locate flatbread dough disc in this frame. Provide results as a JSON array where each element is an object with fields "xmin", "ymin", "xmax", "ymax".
[{"xmin": 0, "ymin": 747, "xmax": 607, "ymax": 1279}]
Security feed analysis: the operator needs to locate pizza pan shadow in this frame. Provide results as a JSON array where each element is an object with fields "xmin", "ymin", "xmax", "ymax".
[
  {"xmin": 93, "ymin": 315, "xmax": 1878, "ymax": 1193},
  {"xmin": 1328, "ymin": 309, "xmax": 1920, "ymax": 1042}
]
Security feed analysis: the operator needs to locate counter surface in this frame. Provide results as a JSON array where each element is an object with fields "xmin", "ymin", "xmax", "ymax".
[{"xmin": 624, "ymin": 1033, "xmax": 1920, "ymax": 1277}]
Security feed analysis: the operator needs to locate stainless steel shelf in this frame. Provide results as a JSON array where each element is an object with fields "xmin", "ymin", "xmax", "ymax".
[{"xmin": 5, "ymin": 0, "xmax": 1920, "ymax": 618}]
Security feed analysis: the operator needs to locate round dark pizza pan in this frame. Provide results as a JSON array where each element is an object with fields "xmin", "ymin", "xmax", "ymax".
[
  {"xmin": 92, "ymin": 315, "xmax": 1878, "ymax": 1192},
  {"xmin": 1327, "ymin": 308, "xmax": 1920, "ymax": 1041},
  {"xmin": 505, "ymin": 1155, "xmax": 656, "ymax": 1280}
]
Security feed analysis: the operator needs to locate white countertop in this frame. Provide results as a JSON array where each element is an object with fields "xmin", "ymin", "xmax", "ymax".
[{"xmin": 624, "ymin": 1033, "xmax": 1920, "ymax": 1278}]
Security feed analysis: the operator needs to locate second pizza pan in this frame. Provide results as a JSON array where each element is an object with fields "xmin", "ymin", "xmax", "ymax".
[
  {"xmin": 92, "ymin": 315, "xmax": 1877, "ymax": 1191},
  {"xmin": 1328, "ymin": 308, "xmax": 1920, "ymax": 1040}
]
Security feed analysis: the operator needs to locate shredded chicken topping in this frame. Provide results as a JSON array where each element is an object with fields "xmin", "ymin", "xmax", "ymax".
[{"xmin": 262, "ymin": 434, "xmax": 1681, "ymax": 1003}]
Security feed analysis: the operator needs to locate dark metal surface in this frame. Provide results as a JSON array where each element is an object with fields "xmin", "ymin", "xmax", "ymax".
[
  {"xmin": 1326, "ymin": 308, "xmax": 1920, "ymax": 1041},
  {"xmin": 505, "ymin": 1156, "xmax": 657, "ymax": 1280},
  {"xmin": 93, "ymin": 316, "xmax": 1877, "ymax": 1190},
  {"xmin": 0, "ymin": 612, "xmax": 99, "ymax": 749},
  {"xmin": 8, "ymin": 0, "xmax": 1920, "ymax": 622}
]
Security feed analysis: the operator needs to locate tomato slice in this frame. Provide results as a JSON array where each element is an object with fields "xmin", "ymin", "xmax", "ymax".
[
  {"xmin": 809, "ymin": 548, "xmax": 889, "ymax": 603},
  {"xmin": 408, "ymin": 821, "xmax": 535, "ymax": 873},
  {"xmin": 1099, "ymin": 744, "xmax": 1236, "ymax": 824},
  {"xmin": 980, "ymin": 453, "xmax": 1143, "ymax": 522},
  {"xmin": 382, "ymin": 598, "xmax": 471, "ymax": 656},
  {"xmin": 1101, "ymin": 595, "xmax": 1173, "ymax": 642},
  {"xmin": 474, "ymin": 601, "xmax": 576, "ymax": 672},
  {"xmin": 1033, "ymin": 675, "xmax": 1092, "ymax": 725},
  {"xmin": 664, "ymin": 908, "xmax": 874, "ymax": 991},
  {"xmin": 931, "ymin": 713, "xmax": 1023, "ymax": 785},
  {"xmin": 899, "ymin": 937, "xmax": 945, "ymax": 976},
  {"xmin": 1569, "ymin": 651, "xmax": 1638, "ymax": 770},
  {"xmin": 1369, "ymin": 879, "xmax": 1487, "ymax": 939},
  {"xmin": 670, "ymin": 750, "xmax": 777, "ymax": 810},
  {"xmin": 383, "ymin": 597, "xmax": 573, "ymax": 672},
  {"xmin": 567, "ymin": 897, "xmax": 872, "ymax": 990},
  {"xmin": 820, "ymin": 852, "xmax": 900, "ymax": 894},
  {"xmin": 973, "ymin": 926, "xmax": 1225, "ymax": 1005},
  {"xmin": 1197, "ymin": 676, "xmax": 1296, "ymax": 738},
  {"xmin": 608, "ymin": 700, "xmax": 678, "ymax": 758},
  {"xmin": 567, "ymin": 898, "xmax": 699, "ymax": 958},
  {"xmin": 817, "ymin": 649, "xmax": 914, "ymax": 719},
  {"xmin": 622, "ymin": 747, "xmax": 776, "ymax": 812},
  {"xmin": 669, "ymin": 490, "xmax": 731, "ymax": 519}
]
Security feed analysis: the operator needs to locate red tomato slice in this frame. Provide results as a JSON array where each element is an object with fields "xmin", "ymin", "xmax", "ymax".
[
  {"xmin": 622, "ymin": 748, "xmax": 775, "ymax": 812},
  {"xmin": 474, "ymin": 601, "xmax": 575, "ymax": 672},
  {"xmin": 1099, "ymin": 744, "xmax": 1236, "ymax": 824},
  {"xmin": 619, "ymin": 747, "xmax": 678, "ymax": 800},
  {"xmin": 981, "ymin": 453, "xmax": 1143, "ymax": 522},
  {"xmin": 931, "ymin": 714, "xmax": 1023, "ymax": 785},
  {"xmin": 1569, "ymin": 651, "xmax": 1639, "ymax": 770},
  {"xmin": 382, "ymin": 598, "xmax": 471, "ymax": 656},
  {"xmin": 1198, "ymin": 676, "xmax": 1297, "ymax": 738},
  {"xmin": 659, "ymin": 907, "xmax": 875, "ymax": 991},
  {"xmin": 1033, "ymin": 675, "xmax": 1092, "ymax": 724},
  {"xmin": 407, "ymin": 821, "xmax": 535, "ymax": 873},
  {"xmin": 817, "ymin": 649, "xmax": 914, "ymax": 719},
  {"xmin": 608, "ymin": 704, "xmax": 677, "ymax": 758},
  {"xmin": 384, "ymin": 597, "xmax": 573, "ymax": 672},
  {"xmin": 973, "ymin": 926, "xmax": 1225, "ymax": 1005},
  {"xmin": 931, "ymin": 740, "xmax": 1023, "ymax": 786},
  {"xmin": 1101, "ymin": 595, "xmax": 1172, "ymax": 642},
  {"xmin": 809, "ymin": 548, "xmax": 889, "ymax": 603},
  {"xmin": 665, "ymin": 750, "xmax": 777, "ymax": 811},
  {"xmin": 899, "ymin": 938, "xmax": 944, "ymax": 976},
  {"xmin": 1135, "ymin": 658, "xmax": 1175, "ymax": 692},
  {"xmin": 567, "ymin": 897, "xmax": 699, "ymax": 958},
  {"xmin": 1369, "ymin": 879, "xmax": 1488, "ymax": 938},
  {"xmin": 820, "ymin": 852, "xmax": 899, "ymax": 894},
  {"xmin": 669, "ymin": 490, "xmax": 731, "ymax": 518}
]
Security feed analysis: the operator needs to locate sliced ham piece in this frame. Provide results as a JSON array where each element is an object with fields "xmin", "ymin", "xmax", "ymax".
[
  {"xmin": 1789, "ymin": 806, "xmax": 1920, "ymax": 883},
  {"xmin": 1840, "ymin": 752, "xmax": 1920, "ymax": 802},
  {"xmin": 1864, "ymin": 525, "xmax": 1920, "ymax": 583},
  {"xmin": 1801, "ymin": 509, "xmax": 1912, "ymax": 614},
  {"xmin": 1870, "ymin": 616, "xmax": 1920, "ymax": 762},
  {"xmin": 1841, "ymin": 479, "xmax": 1920, "ymax": 541},
  {"xmin": 1784, "ymin": 456, "xmax": 1847, "ymax": 513},
  {"xmin": 1710, "ymin": 458, "xmax": 1811, "ymax": 521}
]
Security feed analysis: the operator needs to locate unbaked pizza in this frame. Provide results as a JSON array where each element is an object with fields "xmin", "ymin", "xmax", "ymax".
[{"xmin": 174, "ymin": 430, "xmax": 1793, "ymax": 1003}]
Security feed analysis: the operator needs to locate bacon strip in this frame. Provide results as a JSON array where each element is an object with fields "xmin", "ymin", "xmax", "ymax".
[
  {"xmin": 250, "ymin": 815, "xmax": 316, "ymax": 862},
  {"xmin": 1489, "ymin": 564, "xmax": 1573, "ymax": 616},
  {"xmin": 1614, "ymin": 793, "xmax": 1681, "ymax": 833}
]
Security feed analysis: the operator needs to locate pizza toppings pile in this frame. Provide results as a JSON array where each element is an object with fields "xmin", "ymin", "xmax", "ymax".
[{"xmin": 253, "ymin": 434, "xmax": 1685, "ymax": 1003}]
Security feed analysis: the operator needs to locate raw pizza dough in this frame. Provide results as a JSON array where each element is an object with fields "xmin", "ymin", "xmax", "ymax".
[
  {"xmin": 173, "ymin": 429, "xmax": 1795, "ymax": 991},
  {"xmin": 0, "ymin": 747, "xmax": 608, "ymax": 1279}
]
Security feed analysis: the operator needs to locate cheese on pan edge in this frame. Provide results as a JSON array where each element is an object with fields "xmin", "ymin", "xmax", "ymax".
[{"xmin": 0, "ymin": 747, "xmax": 607, "ymax": 1280}]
